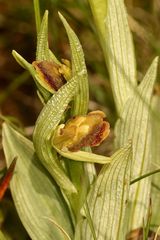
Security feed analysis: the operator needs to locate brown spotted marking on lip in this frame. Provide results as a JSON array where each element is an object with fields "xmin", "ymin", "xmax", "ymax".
[
  {"xmin": 68, "ymin": 121, "xmax": 110, "ymax": 151},
  {"xmin": 90, "ymin": 121, "xmax": 110, "ymax": 146},
  {"xmin": 32, "ymin": 61, "xmax": 66, "ymax": 91},
  {"xmin": 52, "ymin": 111, "xmax": 110, "ymax": 152}
]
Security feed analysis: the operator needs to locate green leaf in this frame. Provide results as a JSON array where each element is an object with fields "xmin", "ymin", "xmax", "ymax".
[
  {"xmin": 2, "ymin": 123, "xmax": 73, "ymax": 240},
  {"xmin": 105, "ymin": 0, "xmax": 137, "ymax": 115},
  {"xmin": 151, "ymin": 95, "xmax": 160, "ymax": 230},
  {"xmin": 33, "ymin": 77, "xmax": 78, "ymax": 194},
  {"xmin": 114, "ymin": 57, "xmax": 159, "ymax": 232},
  {"xmin": 79, "ymin": 142, "xmax": 132, "ymax": 239},
  {"xmin": 89, "ymin": 0, "xmax": 137, "ymax": 115}
]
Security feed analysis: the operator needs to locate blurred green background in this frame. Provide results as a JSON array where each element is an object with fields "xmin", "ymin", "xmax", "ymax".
[{"xmin": 0, "ymin": 0, "xmax": 160, "ymax": 239}]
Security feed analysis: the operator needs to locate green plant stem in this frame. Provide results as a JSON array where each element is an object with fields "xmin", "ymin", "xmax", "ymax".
[
  {"xmin": 130, "ymin": 168, "xmax": 160, "ymax": 185},
  {"xmin": 33, "ymin": 0, "xmax": 41, "ymax": 34},
  {"xmin": 84, "ymin": 201, "xmax": 97, "ymax": 240}
]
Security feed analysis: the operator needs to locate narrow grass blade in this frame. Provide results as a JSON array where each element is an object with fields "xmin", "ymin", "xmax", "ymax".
[
  {"xmin": 33, "ymin": 77, "xmax": 78, "ymax": 194},
  {"xmin": 151, "ymin": 95, "xmax": 160, "ymax": 230},
  {"xmin": 2, "ymin": 123, "xmax": 73, "ymax": 240},
  {"xmin": 44, "ymin": 217, "xmax": 72, "ymax": 240},
  {"xmin": 130, "ymin": 168, "xmax": 160, "ymax": 185},
  {"xmin": 115, "ymin": 57, "xmax": 159, "ymax": 231},
  {"xmin": 79, "ymin": 142, "xmax": 132, "ymax": 240}
]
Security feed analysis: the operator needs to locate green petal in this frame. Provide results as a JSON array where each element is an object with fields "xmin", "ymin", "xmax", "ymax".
[
  {"xmin": 36, "ymin": 10, "xmax": 49, "ymax": 61},
  {"xmin": 36, "ymin": 10, "xmax": 59, "ymax": 63},
  {"xmin": 12, "ymin": 50, "xmax": 51, "ymax": 101},
  {"xmin": 12, "ymin": 50, "xmax": 34, "ymax": 73}
]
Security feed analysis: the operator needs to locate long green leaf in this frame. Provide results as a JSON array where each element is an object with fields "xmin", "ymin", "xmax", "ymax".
[
  {"xmin": 89, "ymin": 0, "xmax": 137, "ymax": 115},
  {"xmin": 114, "ymin": 57, "xmax": 159, "ymax": 232},
  {"xmin": 2, "ymin": 123, "xmax": 73, "ymax": 240},
  {"xmin": 33, "ymin": 77, "xmax": 78, "ymax": 194},
  {"xmin": 105, "ymin": 0, "xmax": 137, "ymax": 115},
  {"xmin": 79, "ymin": 142, "xmax": 132, "ymax": 239},
  {"xmin": 151, "ymin": 95, "xmax": 160, "ymax": 230}
]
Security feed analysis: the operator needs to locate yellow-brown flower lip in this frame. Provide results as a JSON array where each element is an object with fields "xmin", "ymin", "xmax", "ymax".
[
  {"xmin": 32, "ymin": 60, "xmax": 66, "ymax": 91},
  {"xmin": 52, "ymin": 110, "xmax": 110, "ymax": 152}
]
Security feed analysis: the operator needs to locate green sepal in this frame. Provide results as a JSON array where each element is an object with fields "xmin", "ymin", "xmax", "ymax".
[{"xmin": 33, "ymin": 76, "xmax": 79, "ymax": 194}]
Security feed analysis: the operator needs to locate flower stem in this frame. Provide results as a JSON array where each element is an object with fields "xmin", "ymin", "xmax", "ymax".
[{"xmin": 33, "ymin": 0, "xmax": 41, "ymax": 34}]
